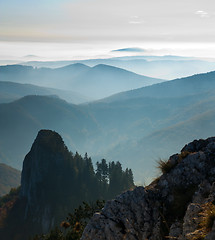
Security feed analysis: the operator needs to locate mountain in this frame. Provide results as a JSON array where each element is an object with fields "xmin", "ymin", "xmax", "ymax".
[
  {"xmin": 101, "ymin": 70, "xmax": 215, "ymax": 102},
  {"xmin": 0, "ymin": 95, "xmax": 99, "ymax": 169},
  {"xmin": 111, "ymin": 47, "xmax": 145, "ymax": 52},
  {"xmin": 22, "ymin": 55, "xmax": 215, "ymax": 79},
  {"xmin": 0, "ymin": 63, "xmax": 163, "ymax": 99},
  {"xmin": 82, "ymin": 71, "xmax": 215, "ymax": 182},
  {"xmin": 71, "ymin": 64, "xmax": 163, "ymax": 99},
  {"xmin": 0, "ymin": 130, "xmax": 134, "ymax": 240},
  {"xmin": 0, "ymin": 81, "xmax": 90, "ymax": 104},
  {"xmin": 0, "ymin": 164, "xmax": 20, "ymax": 196},
  {"xmin": 82, "ymin": 137, "xmax": 215, "ymax": 240},
  {"xmin": 1, "ymin": 70, "xmax": 215, "ymax": 183}
]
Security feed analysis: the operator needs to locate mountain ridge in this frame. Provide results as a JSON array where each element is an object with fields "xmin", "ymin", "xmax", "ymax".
[
  {"xmin": 1, "ymin": 70, "xmax": 215, "ymax": 183},
  {"xmin": 0, "ymin": 63, "xmax": 164, "ymax": 99},
  {"xmin": 0, "ymin": 81, "xmax": 90, "ymax": 104},
  {"xmin": 99, "ymin": 70, "xmax": 215, "ymax": 103},
  {"xmin": 18, "ymin": 55, "xmax": 215, "ymax": 79}
]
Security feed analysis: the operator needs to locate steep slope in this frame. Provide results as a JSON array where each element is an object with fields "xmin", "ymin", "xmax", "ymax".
[
  {"xmin": 0, "ymin": 63, "xmax": 164, "ymax": 99},
  {"xmin": 82, "ymin": 137, "xmax": 215, "ymax": 240},
  {"xmin": 0, "ymin": 81, "xmax": 90, "ymax": 104},
  {"xmin": 0, "ymin": 164, "xmax": 20, "ymax": 196}
]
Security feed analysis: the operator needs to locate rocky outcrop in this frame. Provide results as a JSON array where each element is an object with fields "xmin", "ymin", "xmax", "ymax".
[
  {"xmin": 20, "ymin": 129, "xmax": 71, "ymax": 233},
  {"xmin": 81, "ymin": 137, "xmax": 215, "ymax": 240}
]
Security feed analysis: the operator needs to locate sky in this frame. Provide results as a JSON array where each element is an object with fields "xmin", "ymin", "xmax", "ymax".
[{"xmin": 0, "ymin": 0, "xmax": 215, "ymax": 60}]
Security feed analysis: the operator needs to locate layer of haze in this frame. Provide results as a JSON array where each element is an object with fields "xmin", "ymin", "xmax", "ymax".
[{"xmin": 0, "ymin": 0, "xmax": 215, "ymax": 60}]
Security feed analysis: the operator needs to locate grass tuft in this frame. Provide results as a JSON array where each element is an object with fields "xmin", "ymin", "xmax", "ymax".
[{"xmin": 157, "ymin": 159, "xmax": 176, "ymax": 174}]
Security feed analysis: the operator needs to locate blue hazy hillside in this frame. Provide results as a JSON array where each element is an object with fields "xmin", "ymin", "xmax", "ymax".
[
  {"xmin": 0, "ymin": 95, "xmax": 99, "ymax": 169},
  {"xmin": 101, "ymin": 71, "xmax": 215, "ymax": 102},
  {"xmin": 22, "ymin": 55, "xmax": 215, "ymax": 79},
  {"xmin": 0, "ymin": 70, "xmax": 215, "ymax": 183},
  {"xmin": 0, "ymin": 63, "xmax": 163, "ymax": 99},
  {"xmin": 0, "ymin": 81, "xmax": 90, "ymax": 104}
]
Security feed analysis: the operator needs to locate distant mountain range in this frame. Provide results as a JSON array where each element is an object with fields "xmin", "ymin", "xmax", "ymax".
[
  {"xmin": 0, "ymin": 81, "xmax": 90, "ymax": 104},
  {"xmin": 0, "ymin": 63, "xmax": 163, "ymax": 100},
  {"xmin": 0, "ymin": 163, "xmax": 20, "ymax": 196},
  {"xmin": 19, "ymin": 55, "xmax": 215, "ymax": 79},
  {"xmin": 0, "ymin": 95, "xmax": 99, "ymax": 169},
  {"xmin": 1, "ymin": 69, "xmax": 215, "ymax": 183}
]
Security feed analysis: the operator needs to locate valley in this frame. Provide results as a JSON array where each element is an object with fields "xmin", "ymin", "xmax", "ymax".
[{"xmin": 0, "ymin": 65, "xmax": 215, "ymax": 183}]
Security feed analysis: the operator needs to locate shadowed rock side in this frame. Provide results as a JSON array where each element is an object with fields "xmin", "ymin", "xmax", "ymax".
[
  {"xmin": 81, "ymin": 137, "xmax": 215, "ymax": 240},
  {"xmin": 20, "ymin": 129, "xmax": 71, "ymax": 233},
  {"xmin": 0, "ymin": 129, "xmax": 135, "ymax": 240}
]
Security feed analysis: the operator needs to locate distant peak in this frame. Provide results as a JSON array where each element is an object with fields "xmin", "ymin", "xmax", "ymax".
[
  {"xmin": 59, "ymin": 63, "xmax": 90, "ymax": 70},
  {"xmin": 111, "ymin": 47, "xmax": 145, "ymax": 53},
  {"xmin": 92, "ymin": 64, "xmax": 118, "ymax": 70}
]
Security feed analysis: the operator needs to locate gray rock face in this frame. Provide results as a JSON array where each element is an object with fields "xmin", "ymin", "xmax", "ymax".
[
  {"xmin": 83, "ymin": 187, "xmax": 161, "ymax": 240},
  {"xmin": 81, "ymin": 137, "xmax": 215, "ymax": 240},
  {"xmin": 20, "ymin": 129, "xmax": 69, "ymax": 232}
]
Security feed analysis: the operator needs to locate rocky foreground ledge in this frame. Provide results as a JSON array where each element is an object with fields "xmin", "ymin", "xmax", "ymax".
[{"xmin": 81, "ymin": 137, "xmax": 215, "ymax": 240}]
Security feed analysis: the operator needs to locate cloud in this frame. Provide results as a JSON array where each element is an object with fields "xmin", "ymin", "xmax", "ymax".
[
  {"xmin": 195, "ymin": 10, "xmax": 209, "ymax": 18},
  {"xmin": 129, "ymin": 16, "xmax": 144, "ymax": 24}
]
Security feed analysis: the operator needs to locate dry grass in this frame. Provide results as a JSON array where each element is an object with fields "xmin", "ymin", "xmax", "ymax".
[
  {"xmin": 200, "ymin": 202, "xmax": 215, "ymax": 231},
  {"xmin": 189, "ymin": 202, "xmax": 215, "ymax": 240},
  {"xmin": 157, "ymin": 159, "xmax": 176, "ymax": 174}
]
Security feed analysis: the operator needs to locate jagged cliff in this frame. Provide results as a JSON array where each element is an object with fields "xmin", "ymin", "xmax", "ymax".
[
  {"xmin": 20, "ymin": 129, "xmax": 72, "ymax": 233},
  {"xmin": 0, "ymin": 129, "xmax": 86, "ymax": 239},
  {"xmin": 81, "ymin": 137, "xmax": 215, "ymax": 240},
  {"xmin": 0, "ymin": 129, "xmax": 134, "ymax": 240}
]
